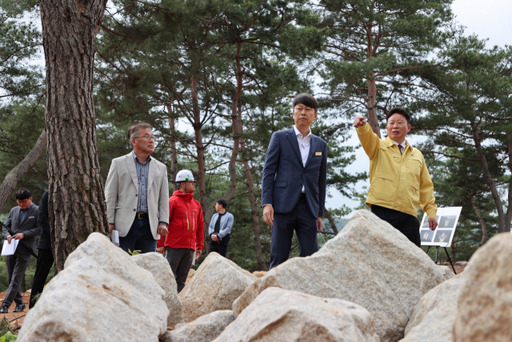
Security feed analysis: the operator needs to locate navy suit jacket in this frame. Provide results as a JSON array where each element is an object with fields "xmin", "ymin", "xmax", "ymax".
[{"xmin": 262, "ymin": 128, "xmax": 327, "ymax": 217}]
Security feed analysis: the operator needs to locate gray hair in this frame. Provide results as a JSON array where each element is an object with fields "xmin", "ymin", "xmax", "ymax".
[{"xmin": 128, "ymin": 122, "xmax": 153, "ymax": 141}]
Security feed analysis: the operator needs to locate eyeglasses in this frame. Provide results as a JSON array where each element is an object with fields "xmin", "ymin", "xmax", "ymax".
[
  {"xmin": 16, "ymin": 198, "xmax": 29, "ymax": 204},
  {"xmin": 133, "ymin": 135, "xmax": 155, "ymax": 141}
]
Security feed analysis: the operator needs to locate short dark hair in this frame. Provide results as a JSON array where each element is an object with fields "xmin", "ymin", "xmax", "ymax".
[
  {"xmin": 16, "ymin": 189, "xmax": 31, "ymax": 200},
  {"xmin": 292, "ymin": 93, "xmax": 319, "ymax": 112},
  {"xmin": 217, "ymin": 199, "xmax": 227, "ymax": 209},
  {"xmin": 128, "ymin": 122, "xmax": 153, "ymax": 140},
  {"xmin": 386, "ymin": 108, "xmax": 411, "ymax": 124}
]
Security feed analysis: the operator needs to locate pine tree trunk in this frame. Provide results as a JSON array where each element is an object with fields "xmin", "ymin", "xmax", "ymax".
[
  {"xmin": 471, "ymin": 123, "xmax": 506, "ymax": 232},
  {"xmin": 367, "ymin": 77, "xmax": 381, "ymax": 137},
  {"xmin": 323, "ymin": 209, "xmax": 339, "ymax": 235},
  {"xmin": 167, "ymin": 104, "xmax": 178, "ymax": 193},
  {"xmin": 241, "ymin": 160, "xmax": 267, "ymax": 270},
  {"xmin": 471, "ymin": 197, "xmax": 488, "ymax": 247},
  {"xmin": 228, "ymin": 39, "xmax": 266, "ymax": 269},
  {"xmin": 0, "ymin": 130, "xmax": 47, "ymax": 213},
  {"xmin": 190, "ymin": 75, "xmax": 208, "ymax": 247},
  {"xmin": 40, "ymin": 0, "xmax": 108, "ymax": 270}
]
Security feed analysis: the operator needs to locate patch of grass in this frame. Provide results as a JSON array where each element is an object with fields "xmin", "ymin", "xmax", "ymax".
[
  {"xmin": 0, "ymin": 317, "xmax": 15, "ymax": 340},
  {"xmin": 0, "ymin": 331, "xmax": 16, "ymax": 341}
]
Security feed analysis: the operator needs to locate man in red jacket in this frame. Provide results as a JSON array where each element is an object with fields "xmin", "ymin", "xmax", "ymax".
[{"xmin": 157, "ymin": 170, "xmax": 204, "ymax": 292}]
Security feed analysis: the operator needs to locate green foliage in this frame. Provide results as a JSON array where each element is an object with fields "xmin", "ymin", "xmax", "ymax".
[
  {"xmin": 414, "ymin": 35, "xmax": 512, "ymax": 234},
  {"xmin": 0, "ymin": 5, "xmax": 46, "ymax": 209},
  {"xmin": 318, "ymin": 0, "xmax": 455, "ymax": 122},
  {"xmin": 0, "ymin": 323, "xmax": 16, "ymax": 341},
  {"xmin": 0, "ymin": 261, "xmax": 8, "ymax": 291},
  {"xmin": 0, "ymin": 0, "xmax": 37, "ymax": 16},
  {"xmin": 2, "ymin": 0, "xmax": 511, "ymax": 269}
]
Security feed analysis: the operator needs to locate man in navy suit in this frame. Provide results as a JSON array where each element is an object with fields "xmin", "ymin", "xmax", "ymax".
[{"xmin": 262, "ymin": 93, "xmax": 327, "ymax": 269}]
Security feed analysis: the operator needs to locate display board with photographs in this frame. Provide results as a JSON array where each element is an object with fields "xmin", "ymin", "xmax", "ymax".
[{"xmin": 419, "ymin": 207, "xmax": 462, "ymax": 247}]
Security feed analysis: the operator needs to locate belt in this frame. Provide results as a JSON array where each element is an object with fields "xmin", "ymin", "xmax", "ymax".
[{"xmin": 136, "ymin": 212, "xmax": 148, "ymax": 220}]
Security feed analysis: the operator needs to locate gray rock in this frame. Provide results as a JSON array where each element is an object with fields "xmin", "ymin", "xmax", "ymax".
[
  {"xmin": 233, "ymin": 209, "xmax": 446, "ymax": 342},
  {"xmin": 132, "ymin": 252, "xmax": 184, "ymax": 326},
  {"xmin": 401, "ymin": 274, "xmax": 465, "ymax": 342},
  {"xmin": 179, "ymin": 252, "xmax": 257, "ymax": 322},
  {"xmin": 437, "ymin": 265, "xmax": 456, "ymax": 280},
  {"xmin": 453, "ymin": 232, "xmax": 512, "ymax": 342},
  {"xmin": 17, "ymin": 233, "xmax": 168, "ymax": 342},
  {"xmin": 161, "ymin": 310, "xmax": 234, "ymax": 342},
  {"xmin": 215, "ymin": 287, "xmax": 379, "ymax": 342}
]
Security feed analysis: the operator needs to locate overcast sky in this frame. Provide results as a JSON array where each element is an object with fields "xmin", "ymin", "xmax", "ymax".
[
  {"xmin": 330, "ymin": 0, "xmax": 511, "ymax": 213},
  {"xmin": 452, "ymin": 0, "xmax": 512, "ymax": 48}
]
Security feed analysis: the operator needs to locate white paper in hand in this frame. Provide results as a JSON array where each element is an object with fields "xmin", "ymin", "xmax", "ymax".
[
  {"xmin": 1, "ymin": 239, "xmax": 19, "ymax": 256},
  {"xmin": 111, "ymin": 230, "xmax": 120, "ymax": 246}
]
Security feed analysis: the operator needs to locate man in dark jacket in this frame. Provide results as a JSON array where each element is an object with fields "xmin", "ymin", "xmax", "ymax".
[
  {"xmin": 1, "ymin": 189, "xmax": 41, "ymax": 313},
  {"xmin": 29, "ymin": 191, "xmax": 54, "ymax": 308}
]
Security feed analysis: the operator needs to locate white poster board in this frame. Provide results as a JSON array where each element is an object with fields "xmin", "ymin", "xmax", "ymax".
[{"xmin": 419, "ymin": 206, "xmax": 462, "ymax": 247}]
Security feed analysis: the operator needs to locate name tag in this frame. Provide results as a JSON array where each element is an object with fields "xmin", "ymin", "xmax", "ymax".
[{"xmin": 315, "ymin": 152, "xmax": 322, "ymax": 156}]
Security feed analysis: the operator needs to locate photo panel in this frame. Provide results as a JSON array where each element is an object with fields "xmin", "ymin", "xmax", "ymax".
[
  {"xmin": 433, "ymin": 229, "xmax": 453, "ymax": 246},
  {"xmin": 420, "ymin": 207, "xmax": 462, "ymax": 247},
  {"xmin": 420, "ymin": 229, "xmax": 435, "ymax": 243},
  {"xmin": 439, "ymin": 215, "xmax": 457, "ymax": 229},
  {"xmin": 421, "ymin": 215, "xmax": 440, "ymax": 229}
]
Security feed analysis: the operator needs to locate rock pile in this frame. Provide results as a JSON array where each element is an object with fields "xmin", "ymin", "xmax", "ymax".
[{"xmin": 16, "ymin": 210, "xmax": 512, "ymax": 342}]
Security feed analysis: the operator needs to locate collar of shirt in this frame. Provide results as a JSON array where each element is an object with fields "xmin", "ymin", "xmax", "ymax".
[
  {"xmin": 391, "ymin": 140, "xmax": 406, "ymax": 147},
  {"xmin": 293, "ymin": 126, "xmax": 311, "ymax": 192},
  {"xmin": 293, "ymin": 125, "xmax": 312, "ymax": 141},
  {"xmin": 132, "ymin": 151, "xmax": 152, "ymax": 164}
]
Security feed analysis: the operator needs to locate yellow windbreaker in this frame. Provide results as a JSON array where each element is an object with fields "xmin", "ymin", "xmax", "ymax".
[{"xmin": 356, "ymin": 123, "xmax": 437, "ymax": 218}]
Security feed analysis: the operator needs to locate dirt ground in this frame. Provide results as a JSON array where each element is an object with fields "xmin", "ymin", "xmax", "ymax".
[
  {"xmin": 440, "ymin": 261, "xmax": 467, "ymax": 275},
  {"xmin": 0, "ymin": 291, "xmax": 31, "ymax": 333}
]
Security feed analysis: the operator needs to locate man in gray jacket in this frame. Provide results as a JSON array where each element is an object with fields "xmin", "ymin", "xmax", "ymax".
[
  {"xmin": 207, "ymin": 199, "xmax": 234, "ymax": 257},
  {"xmin": 1, "ymin": 189, "xmax": 41, "ymax": 313},
  {"xmin": 105, "ymin": 122, "xmax": 169, "ymax": 253}
]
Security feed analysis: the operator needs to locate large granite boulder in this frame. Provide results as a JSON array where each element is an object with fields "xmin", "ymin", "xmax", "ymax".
[
  {"xmin": 215, "ymin": 287, "xmax": 379, "ymax": 341},
  {"xmin": 453, "ymin": 232, "xmax": 512, "ymax": 341},
  {"xmin": 132, "ymin": 252, "xmax": 184, "ymax": 326},
  {"xmin": 401, "ymin": 274, "xmax": 465, "ymax": 342},
  {"xmin": 233, "ymin": 209, "xmax": 447, "ymax": 341},
  {"xmin": 161, "ymin": 310, "xmax": 234, "ymax": 342},
  {"xmin": 17, "ymin": 233, "xmax": 168, "ymax": 342},
  {"xmin": 179, "ymin": 252, "xmax": 257, "ymax": 322}
]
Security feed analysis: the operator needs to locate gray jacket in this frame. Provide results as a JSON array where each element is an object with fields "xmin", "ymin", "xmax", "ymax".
[
  {"xmin": 207, "ymin": 212, "xmax": 234, "ymax": 239},
  {"xmin": 2, "ymin": 202, "xmax": 41, "ymax": 254}
]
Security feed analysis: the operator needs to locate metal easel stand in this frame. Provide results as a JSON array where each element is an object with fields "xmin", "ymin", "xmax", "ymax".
[{"xmin": 425, "ymin": 246, "xmax": 457, "ymax": 274}]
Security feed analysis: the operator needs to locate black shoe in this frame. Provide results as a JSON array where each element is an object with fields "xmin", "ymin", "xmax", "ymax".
[
  {"xmin": 0, "ymin": 306, "xmax": 8, "ymax": 314},
  {"xmin": 13, "ymin": 303, "xmax": 25, "ymax": 313}
]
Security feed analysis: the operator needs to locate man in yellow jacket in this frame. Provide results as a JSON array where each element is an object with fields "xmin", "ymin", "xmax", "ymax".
[{"xmin": 354, "ymin": 108, "xmax": 438, "ymax": 246}]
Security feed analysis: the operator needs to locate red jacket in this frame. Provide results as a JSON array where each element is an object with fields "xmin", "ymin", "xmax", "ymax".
[{"xmin": 157, "ymin": 190, "xmax": 204, "ymax": 251}]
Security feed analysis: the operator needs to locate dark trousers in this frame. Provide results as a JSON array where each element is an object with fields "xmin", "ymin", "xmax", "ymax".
[
  {"xmin": 166, "ymin": 248, "xmax": 194, "ymax": 292},
  {"xmin": 29, "ymin": 248, "xmax": 54, "ymax": 308},
  {"xmin": 371, "ymin": 205, "xmax": 421, "ymax": 247},
  {"xmin": 119, "ymin": 216, "xmax": 156, "ymax": 254},
  {"xmin": 3, "ymin": 251, "xmax": 31, "ymax": 308},
  {"xmin": 208, "ymin": 234, "xmax": 230, "ymax": 257},
  {"xmin": 269, "ymin": 195, "xmax": 318, "ymax": 269}
]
